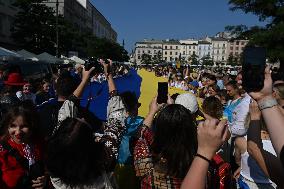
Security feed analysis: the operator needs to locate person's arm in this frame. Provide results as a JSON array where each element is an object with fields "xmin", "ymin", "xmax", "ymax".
[
  {"xmin": 247, "ymin": 101, "xmax": 284, "ymax": 187},
  {"xmin": 181, "ymin": 119, "xmax": 228, "ymax": 189},
  {"xmin": 73, "ymin": 67, "xmax": 95, "ymax": 98},
  {"xmin": 234, "ymin": 137, "xmax": 246, "ymax": 166},
  {"xmin": 250, "ymin": 66, "xmax": 284, "ymax": 156}
]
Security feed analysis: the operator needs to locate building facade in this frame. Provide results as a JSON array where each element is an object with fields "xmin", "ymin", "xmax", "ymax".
[
  {"xmin": 179, "ymin": 39, "xmax": 198, "ymax": 62},
  {"xmin": 198, "ymin": 41, "xmax": 212, "ymax": 60},
  {"xmin": 162, "ymin": 40, "xmax": 181, "ymax": 62},
  {"xmin": 133, "ymin": 34, "xmax": 249, "ymax": 65},
  {"xmin": 134, "ymin": 40, "xmax": 163, "ymax": 65},
  {"xmin": 45, "ymin": 0, "xmax": 117, "ymax": 41},
  {"xmin": 228, "ymin": 39, "xmax": 249, "ymax": 58},
  {"xmin": 0, "ymin": 0, "xmax": 18, "ymax": 49},
  {"xmin": 209, "ymin": 37, "xmax": 229, "ymax": 64}
]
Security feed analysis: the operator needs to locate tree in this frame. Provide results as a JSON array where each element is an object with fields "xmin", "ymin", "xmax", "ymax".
[
  {"xmin": 188, "ymin": 53, "xmax": 199, "ymax": 65},
  {"xmin": 201, "ymin": 55, "xmax": 214, "ymax": 66},
  {"xmin": 226, "ymin": 0, "xmax": 284, "ymax": 70},
  {"xmin": 12, "ymin": 0, "xmax": 57, "ymax": 54},
  {"xmin": 141, "ymin": 53, "xmax": 152, "ymax": 64},
  {"xmin": 152, "ymin": 51, "xmax": 162, "ymax": 64},
  {"xmin": 83, "ymin": 34, "xmax": 129, "ymax": 61}
]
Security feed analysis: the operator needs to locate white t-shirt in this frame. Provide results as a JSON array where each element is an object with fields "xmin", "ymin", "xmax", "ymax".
[{"xmin": 231, "ymin": 93, "xmax": 251, "ymax": 136}]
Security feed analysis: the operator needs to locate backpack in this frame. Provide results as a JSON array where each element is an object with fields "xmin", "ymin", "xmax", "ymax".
[{"xmin": 207, "ymin": 154, "xmax": 233, "ymax": 189}]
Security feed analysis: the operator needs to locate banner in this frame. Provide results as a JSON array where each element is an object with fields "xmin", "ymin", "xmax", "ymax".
[{"xmin": 80, "ymin": 69, "xmax": 142, "ymax": 121}]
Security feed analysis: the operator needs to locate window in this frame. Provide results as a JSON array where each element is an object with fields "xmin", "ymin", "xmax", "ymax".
[
  {"xmin": 165, "ymin": 51, "xmax": 167, "ymax": 55},
  {"xmin": 176, "ymin": 46, "xmax": 178, "ymax": 49},
  {"xmin": 236, "ymin": 47, "xmax": 239, "ymax": 50},
  {"xmin": 138, "ymin": 56, "xmax": 141, "ymax": 59},
  {"xmin": 175, "ymin": 52, "xmax": 178, "ymax": 55},
  {"xmin": 189, "ymin": 46, "xmax": 191, "ymax": 49},
  {"xmin": 170, "ymin": 46, "xmax": 172, "ymax": 49},
  {"xmin": 148, "ymin": 50, "xmax": 151, "ymax": 54},
  {"xmin": 165, "ymin": 57, "xmax": 167, "ymax": 61},
  {"xmin": 175, "ymin": 57, "xmax": 178, "ymax": 61},
  {"xmin": 222, "ymin": 50, "xmax": 225, "ymax": 54},
  {"xmin": 165, "ymin": 46, "xmax": 167, "ymax": 49},
  {"xmin": 222, "ymin": 56, "xmax": 224, "ymax": 61},
  {"xmin": 154, "ymin": 50, "xmax": 156, "ymax": 53},
  {"xmin": 235, "ymin": 52, "xmax": 238, "ymax": 56},
  {"xmin": 142, "ymin": 50, "xmax": 144, "ymax": 53},
  {"xmin": 170, "ymin": 51, "xmax": 172, "ymax": 55},
  {"xmin": 241, "ymin": 42, "xmax": 245, "ymax": 45},
  {"xmin": 138, "ymin": 50, "xmax": 140, "ymax": 53},
  {"xmin": 193, "ymin": 46, "xmax": 195, "ymax": 49},
  {"xmin": 183, "ymin": 51, "xmax": 185, "ymax": 55},
  {"xmin": 170, "ymin": 57, "xmax": 173, "ymax": 61},
  {"xmin": 230, "ymin": 47, "xmax": 233, "ymax": 50},
  {"xmin": 236, "ymin": 41, "xmax": 239, "ymax": 45},
  {"xmin": 217, "ymin": 50, "xmax": 219, "ymax": 54}
]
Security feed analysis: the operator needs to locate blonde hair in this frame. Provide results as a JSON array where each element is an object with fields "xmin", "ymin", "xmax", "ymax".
[{"xmin": 274, "ymin": 83, "xmax": 284, "ymax": 99}]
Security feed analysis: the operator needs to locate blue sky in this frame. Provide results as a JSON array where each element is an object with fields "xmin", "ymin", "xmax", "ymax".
[{"xmin": 91, "ymin": 0, "xmax": 265, "ymax": 53}]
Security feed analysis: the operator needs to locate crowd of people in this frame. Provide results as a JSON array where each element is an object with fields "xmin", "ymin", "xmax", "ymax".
[{"xmin": 0, "ymin": 59, "xmax": 284, "ymax": 189}]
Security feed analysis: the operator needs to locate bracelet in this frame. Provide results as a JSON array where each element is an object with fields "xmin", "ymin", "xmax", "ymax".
[
  {"xmin": 195, "ymin": 153, "xmax": 211, "ymax": 164},
  {"xmin": 257, "ymin": 97, "xmax": 278, "ymax": 111}
]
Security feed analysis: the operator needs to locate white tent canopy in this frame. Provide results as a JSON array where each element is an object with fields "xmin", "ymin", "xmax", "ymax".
[
  {"xmin": 0, "ymin": 47, "xmax": 22, "ymax": 61},
  {"xmin": 37, "ymin": 52, "xmax": 63, "ymax": 64},
  {"xmin": 69, "ymin": 56, "xmax": 85, "ymax": 64},
  {"xmin": 17, "ymin": 49, "xmax": 39, "ymax": 61}
]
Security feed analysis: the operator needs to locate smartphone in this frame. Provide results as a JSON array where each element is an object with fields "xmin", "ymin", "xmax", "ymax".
[
  {"xmin": 242, "ymin": 47, "xmax": 266, "ymax": 93},
  {"xmin": 157, "ymin": 82, "xmax": 168, "ymax": 104}
]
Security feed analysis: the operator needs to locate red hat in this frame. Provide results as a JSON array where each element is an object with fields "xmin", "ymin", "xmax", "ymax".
[{"xmin": 4, "ymin": 73, "xmax": 27, "ymax": 86}]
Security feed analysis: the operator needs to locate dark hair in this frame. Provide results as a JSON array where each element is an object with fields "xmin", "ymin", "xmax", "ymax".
[
  {"xmin": 55, "ymin": 72, "xmax": 77, "ymax": 97},
  {"xmin": 217, "ymin": 89, "xmax": 230, "ymax": 102},
  {"xmin": 0, "ymin": 101, "xmax": 39, "ymax": 141},
  {"xmin": 225, "ymin": 80, "xmax": 239, "ymax": 90},
  {"xmin": 209, "ymin": 84, "xmax": 220, "ymax": 93},
  {"xmin": 120, "ymin": 91, "xmax": 139, "ymax": 114},
  {"xmin": 207, "ymin": 74, "xmax": 217, "ymax": 83},
  {"xmin": 46, "ymin": 118, "xmax": 104, "ymax": 186},
  {"xmin": 171, "ymin": 93, "xmax": 180, "ymax": 101},
  {"xmin": 202, "ymin": 96, "xmax": 223, "ymax": 119},
  {"xmin": 152, "ymin": 104, "xmax": 197, "ymax": 178}
]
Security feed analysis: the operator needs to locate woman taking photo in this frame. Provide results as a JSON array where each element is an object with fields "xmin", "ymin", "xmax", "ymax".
[
  {"xmin": 134, "ymin": 97, "xmax": 197, "ymax": 188},
  {"xmin": 0, "ymin": 102, "xmax": 46, "ymax": 189}
]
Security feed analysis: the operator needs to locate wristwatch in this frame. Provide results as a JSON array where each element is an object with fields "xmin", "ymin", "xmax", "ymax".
[{"xmin": 258, "ymin": 97, "xmax": 278, "ymax": 111}]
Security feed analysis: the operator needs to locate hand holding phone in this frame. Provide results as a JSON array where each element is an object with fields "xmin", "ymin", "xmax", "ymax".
[
  {"xmin": 157, "ymin": 82, "xmax": 168, "ymax": 104},
  {"xmin": 242, "ymin": 47, "xmax": 266, "ymax": 93}
]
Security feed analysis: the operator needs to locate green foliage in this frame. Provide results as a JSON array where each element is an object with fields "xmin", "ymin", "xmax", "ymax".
[
  {"xmin": 152, "ymin": 51, "xmax": 162, "ymax": 64},
  {"xmin": 141, "ymin": 54, "xmax": 152, "ymax": 64},
  {"xmin": 201, "ymin": 55, "xmax": 214, "ymax": 66},
  {"xmin": 226, "ymin": 0, "xmax": 284, "ymax": 68},
  {"xmin": 227, "ymin": 53, "xmax": 240, "ymax": 65},
  {"xmin": 11, "ymin": 0, "xmax": 129, "ymax": 61},
  {"xmin": 12, "ymin": 0, "xmax": 57, "ymax": 54},
  {"xmin": 188, "ymin": 53, "xmax": 199, "ymax": 65}
]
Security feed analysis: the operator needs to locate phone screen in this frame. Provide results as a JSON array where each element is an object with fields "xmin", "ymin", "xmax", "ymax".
[
  {"xmin": 157, "ymin": 82, "xmax": 168, "ymax": 104},
  {"xmin": 242, "ymin": 47, "xmax": 266, "ymax": 92}
]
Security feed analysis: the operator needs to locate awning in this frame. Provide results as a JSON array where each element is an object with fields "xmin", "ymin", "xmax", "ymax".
[{"xmin": 17, "ymin": 49, "xmax": 39, "ymax": 61}]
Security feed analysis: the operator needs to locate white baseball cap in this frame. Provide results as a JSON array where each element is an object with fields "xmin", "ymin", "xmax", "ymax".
[{"xmin": 175, "ymin": 93, "xmax": 198, "ymax": 114}]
